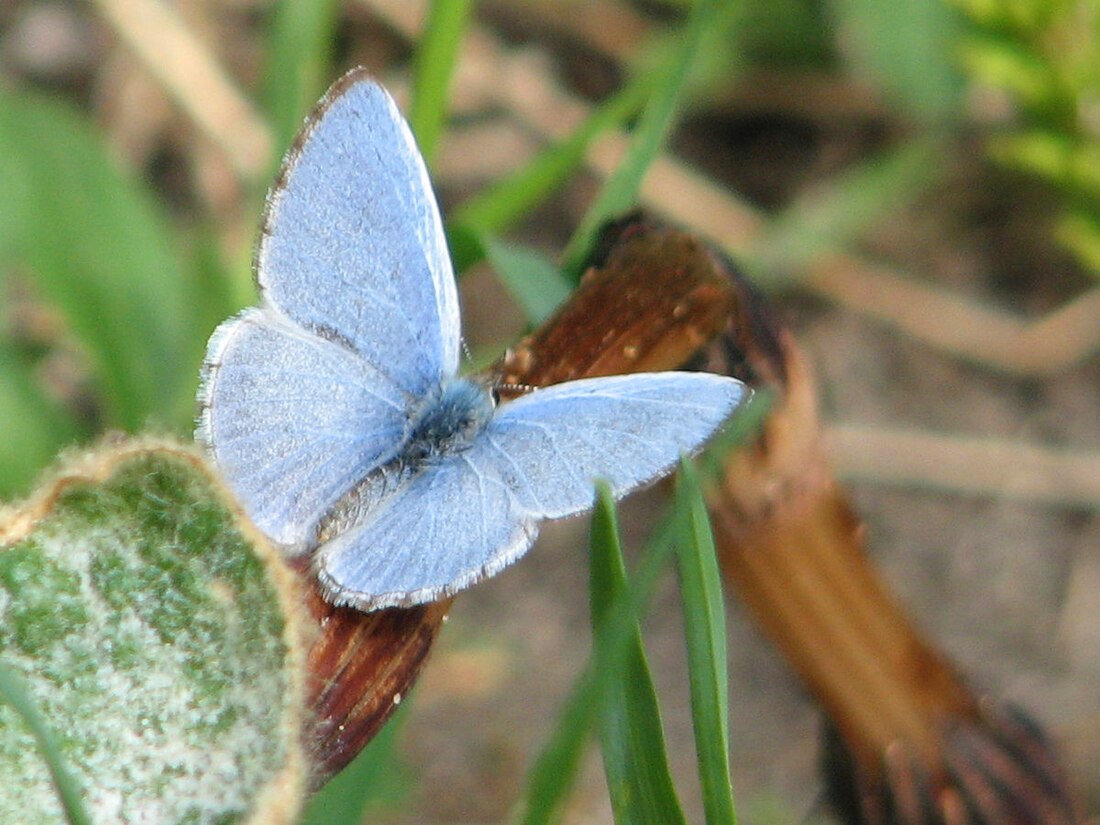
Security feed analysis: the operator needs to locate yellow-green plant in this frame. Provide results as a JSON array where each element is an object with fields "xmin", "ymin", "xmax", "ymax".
[{"xmin": 955, "ymin": 0, "xmax": 1100, "ymax": 275}]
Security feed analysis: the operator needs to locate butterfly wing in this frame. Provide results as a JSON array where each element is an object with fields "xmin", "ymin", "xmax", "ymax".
[
  {"xmin": 315, "ymin": 444, "xmax": 538, "ymax": 610},
  {"xmin": 316, "ymin": 371, "xmax": 745, "ymax": 608},
  {"xmin": 256, "ymin": 69, "xmax": 460, "ymax": 396},
  {"xmin": 198, "ymin": 308, "xmax": 410, "ymax": 550},
  {"xmin": 199, "ymin": 71, "xmax": 461, "ymax": 549},
  {"xmin": 484, "ymin": 372, "xmax": 746, "ymax": 518}
]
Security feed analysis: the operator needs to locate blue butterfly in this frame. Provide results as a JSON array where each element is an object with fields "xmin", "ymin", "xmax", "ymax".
[{"xmin": 197, "ymin": 68, "xmax": 746, "ymax": 611}]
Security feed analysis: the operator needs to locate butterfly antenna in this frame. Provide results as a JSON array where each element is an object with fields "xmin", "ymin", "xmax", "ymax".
[{"xmin": 494, "ymin": 381, "xmax": 537, "ymax": 397}]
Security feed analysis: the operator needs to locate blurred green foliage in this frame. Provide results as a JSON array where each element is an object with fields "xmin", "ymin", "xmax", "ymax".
[
  {"xmin": 0, "ymin": 90, "xmax": 215, "ymax": 496},
  {"xmin": 952, "ymin": 0, "xmax": 1100, "ymax": 276}
]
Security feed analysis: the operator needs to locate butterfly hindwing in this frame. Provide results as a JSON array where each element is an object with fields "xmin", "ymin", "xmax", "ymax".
[{"xmin": 315, "ymin": 442, "xmax": 538, "ymax": 610}]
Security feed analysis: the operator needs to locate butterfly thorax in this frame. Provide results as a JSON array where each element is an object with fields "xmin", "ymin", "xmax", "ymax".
[
  {"xmin": 316, "ymin": 378, "xmax": 494, "ymax": 544},
  {"xmin": 404, "ymin": 378, "xmax": 494, "ymax": 462}
]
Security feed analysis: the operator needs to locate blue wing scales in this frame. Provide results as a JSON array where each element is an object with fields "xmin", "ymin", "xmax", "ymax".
[
  {"xmin": 315, "ymin": 445, "xmax": 538, "ymax": 610},
  {"xmin": 256, "ymin": 70, "xmax": 460, "ymax": 396},
  {"xmin": 198, "ymin": 308, "xmax": 410, "ymax": 550},
  {"xmin": 485, "ymin": 372, "xmax": 745, "ymax": 518}
]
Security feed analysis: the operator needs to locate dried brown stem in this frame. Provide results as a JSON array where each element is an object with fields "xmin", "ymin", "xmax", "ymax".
[
  {"xmin": 687, "ymin": 225, "xmax": 1082, "ymax": 823},
  {"xmin": 92, "ymin": 0, "xmax": 272, "ymax": 180},
  {"xmin": 710, "ymin": 332, "xmax": 980, "ymax": 771}
]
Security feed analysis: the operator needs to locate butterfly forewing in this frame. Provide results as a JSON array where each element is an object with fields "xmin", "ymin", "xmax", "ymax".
[
  {"xmin": 256, "ymin": 70, "xmax": 461, "ymax": 397},
  {"xmin": 484, "ymin": 372, "xmax": 745, "ymax": 519},
  {"xmin": 200, "ymin": 71, "xmax": 463, "ymax": 551}
]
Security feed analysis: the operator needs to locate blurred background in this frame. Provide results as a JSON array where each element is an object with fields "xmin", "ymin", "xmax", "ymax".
[{"xmin": 1, "ymin": 0, "xmax": 1098, "ymax": 822}]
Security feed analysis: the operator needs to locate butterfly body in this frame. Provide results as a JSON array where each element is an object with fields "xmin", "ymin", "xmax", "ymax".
[
  {"xmin": 403, "ymin": 378, "xmax": 495, "ymax": 464},
  {"xmin": 198, "ymin": 68, "xmax": 747, "ymax": 611}
]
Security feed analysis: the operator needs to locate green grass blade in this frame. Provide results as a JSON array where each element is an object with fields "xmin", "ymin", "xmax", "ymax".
[
  {"xmin": 695, "ymin": 389, "xmax": 774, "ymax": 482},
  {"xmin": 514, "ymin": 397, "xmax": 766, "ymax": 823},
  {"xmin": 0, "ymin": 661, "xmax": 92, "ymax": 825},
  {"xmin": 514, "ymin": 505, "xmax": 683, "ymax": 825},
  {"xmin": 0, "ymin": 90, "xmax": 199, "ymax": 431},
  {"xmin": 830, "ymin": 0, "xmax": 965, "ymax": 122},
  {"xmin": 483, "ymin": 238, "xmax": 572, "ymax": 325},
  {"xmin": 410, "ymin": 0, "xmax": 474, "ymax": 166},
  {"xmin": 263, "ymin": 0, "xmax": 340, "ymax": 153},
  {"xmin": 590, "ymin": 484, "xmax": 688, "ymax": 825},
  {"xmin": 453, "ymin": 75, "xmax": 651, "ymax": 241},
  {"xmin": 675, "ymin": 458, "xmax": 737, "ymax": 825},
  {"xmin": 560, "ymin": 0, "xmax": 730, "ymax": 280}
]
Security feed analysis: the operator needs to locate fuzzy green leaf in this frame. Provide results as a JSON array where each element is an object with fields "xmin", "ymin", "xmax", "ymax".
[{"xmin": 0, "ymin": 441, "xmax": 305, "ymax": 824}]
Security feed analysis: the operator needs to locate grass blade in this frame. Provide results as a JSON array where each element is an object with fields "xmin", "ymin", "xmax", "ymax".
[
  {"xmin": 483, "ymin": 238, "xmax": 573, "ymax": 325},
  {"xmin": 263, "ymin": 0, "xmax": 340, "ymax": 153},
  {"xmin": 453, "ymin": 75, "xmax": 651, "ymax": 241},
  {"xmin": 410, "ymin": 0, "xmax": 473, "ymax": 166},
  {"xmin": 0, "ymin": 344, "xmax": 81, "ymax": 497},
  {"xmin": 695, "ymin": 389, "xmax": 774, "ymax": 482},
  {"xmin": 831, "ymin": 0, "xmax": 964, "ymax": 121},
  {"xmin": 675, "ymin": 457, "xmax": 737, "ymax": 825},
  {"xmin": 514, "ymin": 505, "xmax": 683, "ymax": 825},
  {"xmin": 0, "ymin": 90, "xmax": 199, "ymax": 431},
  {"xmin": 743, "ymin": 140, "xmax": 941, "ymax": 284},
  {"xmin": 560, "ymin": 0, "xmax": 730, "ymax": 280},
  {"xmin": 590, "ymin": 484, "xmax": 688, "ymax": 825},
  {"xmin": 301, "ymin": 705, "xmax": 408, "ymax": 824},
  {"xmin": 0, "ymin": 661, "xmax": 91, "ymax": 825},
  {"xmin": 514, "ymin": 402, "xmax": 764, "ymax": 823}
]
